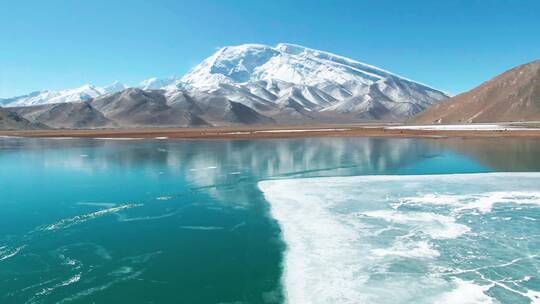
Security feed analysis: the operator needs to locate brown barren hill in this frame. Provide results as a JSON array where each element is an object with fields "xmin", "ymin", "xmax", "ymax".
[{"xmin": 413, "ymin": 60, "xmax": 540, "ymax": 123}]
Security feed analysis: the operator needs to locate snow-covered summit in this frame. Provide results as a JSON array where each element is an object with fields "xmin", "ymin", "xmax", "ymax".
[
  {"xmin": 2, "ymin": 43, "xmax": 448, "ymax": 121},
  {"xmin": 176, "ymin": 43, "xmax": 448, "ymax": 118},
  {"xmin": 138, "ymin": 77, "xmax": 178, "ymax": 90},
  {"xmin": 3, "ymin": 84, "xmax": 102, "ymax": 107},
  {"xmin": 180, "ymin": 43, "xmax": 434, "ymax": 89},
  {"xmin": 103, "ymin": 81, "xmax": 129, "ymax": 94},
  {"xmin": 179, "ymin": 44, "xmax": 278, "ymax": 88}
]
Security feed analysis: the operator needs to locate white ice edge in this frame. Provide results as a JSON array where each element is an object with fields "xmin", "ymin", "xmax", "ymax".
[
  {"xmin": 259, "ymin": 172, "xmax": 540, "ymax": 304},
  {"xmin": 269, "ymin": 172, "xmax": 540, "ymax": 181}
]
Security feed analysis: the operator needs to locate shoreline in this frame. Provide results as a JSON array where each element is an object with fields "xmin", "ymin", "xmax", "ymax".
[{"xmin": 1, "ymin": 124, "xmax": 540, "ymax": 140}]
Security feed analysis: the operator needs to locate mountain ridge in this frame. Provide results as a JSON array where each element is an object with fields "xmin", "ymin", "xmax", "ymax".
[
  {"xmin": 413, "ymin": 60, "xmax": 540, "ymax": 124},
  {"xmin": 1, "ymin": 43, "xmax": 449, "ymax": 129},
  {"xmin": 0, "ymin": 107, "xmax": 45, "ymax": 130}
]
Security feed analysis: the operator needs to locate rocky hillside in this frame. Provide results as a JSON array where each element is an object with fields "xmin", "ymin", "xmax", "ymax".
[
  {"xmin": 0, "ymin": 107, "xmax": 44, "ymax": 130},
  {"xmin": 414, "ymin": 60, "xmax": 540, "ymax": 123}
]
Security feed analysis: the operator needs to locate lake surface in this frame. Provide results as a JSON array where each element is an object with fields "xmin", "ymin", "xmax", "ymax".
[{"xmin": 0, "ymin": 137, "xmax": 539, "ymax": 303}]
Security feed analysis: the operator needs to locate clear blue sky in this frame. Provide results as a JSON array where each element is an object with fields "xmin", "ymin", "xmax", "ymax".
[{"xmin": 1, "ymin": 0, "xmax": 539, "ymax": 97}]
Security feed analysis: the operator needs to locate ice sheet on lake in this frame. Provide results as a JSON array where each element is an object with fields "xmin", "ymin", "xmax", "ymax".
[{"xmin": 259, "ymin": 173, "xmax": 540, "ymax": 304}]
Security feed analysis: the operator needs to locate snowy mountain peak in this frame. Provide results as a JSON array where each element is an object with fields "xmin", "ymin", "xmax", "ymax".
[
  {"xmin": 180, "ymin": 43, "xmax": 426, "ymax": 90},
  {"xmin": 180, "ymin": 44, "xmax": 279, "ymax": 88},
  {"xmin": 138, "ymin": 76, "xmax": 177, "ymax": 90},
  {"xmin": 2, "ymin": 83, "xmax": 124, "ymax": 107},
  {"xmin": 103, "ymin": 81, "xmax": 128, "ymax": 93},
  {"xmin": 275, "ymin": 43, "xmax": 393, "ymax": 77},
  {"xmin": 275, "ymin": 43, "xmax": 307, "ymax": 54},
  {"xmin": 178, "ymin": 43, "xmax": 448, "ymax": 119}
]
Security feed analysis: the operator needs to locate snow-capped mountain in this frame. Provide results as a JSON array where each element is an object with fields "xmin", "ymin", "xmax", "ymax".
[
  {"xmin": 138, "ymin": 77, "xmax": 177, "ymax": 90},
  {"xmin": 1, "ymin": 82, "xmax": 128, "ymax": 107},
  {"xmin": 0, "ymin": 78, "xmax": 180, "ymax": 107},
  {"xmin": 175, "ymin": 43, "xmax": 448, "ymax": 119},
  {"xmin": 103, "ymin": 81, "xmax": 129, "ymax": 94},
  {"xmin": 2, "ymin": 43, "xmax": 449, "ymax": 128},
  {"xmin": 182, "ymin": 43, "xmax": 403, "ymax": 87}
]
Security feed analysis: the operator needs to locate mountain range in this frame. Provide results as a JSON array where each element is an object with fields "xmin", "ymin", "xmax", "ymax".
[{"xmin": 0, "ymin": 43, "xmax": 449, "ymax": 129}]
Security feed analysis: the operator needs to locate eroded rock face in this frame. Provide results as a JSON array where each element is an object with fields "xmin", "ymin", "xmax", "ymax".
[{"xmin": 0, "ymin": 107, "xmax": 44, "ymax": 130}]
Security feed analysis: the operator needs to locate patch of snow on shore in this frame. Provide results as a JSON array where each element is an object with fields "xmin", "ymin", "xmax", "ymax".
[
  {"xmin": 386, "ymin": 124, "xmax": 540, "ymax": 131},
  {"xmin": 255, "ymin": 128, "xmax": 350, "ymax": 133}
]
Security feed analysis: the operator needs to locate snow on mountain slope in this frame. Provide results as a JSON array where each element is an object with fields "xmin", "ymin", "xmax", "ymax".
[
  {"xmin": 2, "ymin": 43, "xmax": 448, "ymax": 123},
  {"xmin": 1, "ymin": 77, "xmax": 177, "ymax": 107},
  {"xmin": 138, "ymin": 77, "xmax": 177, "ymax": 90},
  {"xmin": 181, "ymin": 43, "xmax": 433, "ymax": 89},
  {"xmin": 103, "ymin": 81, "xmax": 129, "ymax": 93},
  {"xmin": 2, "ymin": 82, "xmax": 128, "ymax": 107},
  {"xmin": 178, "ymin": 43, "xmax": 448, "ymax": 118}
]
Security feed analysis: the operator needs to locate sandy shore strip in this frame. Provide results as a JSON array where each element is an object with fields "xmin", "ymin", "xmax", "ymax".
[{"xmin": 1, "ymin": 124, "xmax": 540, "ymax": 140}]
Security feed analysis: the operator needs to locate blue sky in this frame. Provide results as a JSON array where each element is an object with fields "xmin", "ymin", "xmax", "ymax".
[{"xmin": 1, "ymin": 0, "xmax": 539, "ymax": 97}]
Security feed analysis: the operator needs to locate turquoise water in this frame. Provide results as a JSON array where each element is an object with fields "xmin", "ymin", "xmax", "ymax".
[{"xmin": 0, "ymin": 137, "xmax": 539, "ymax": 303}]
